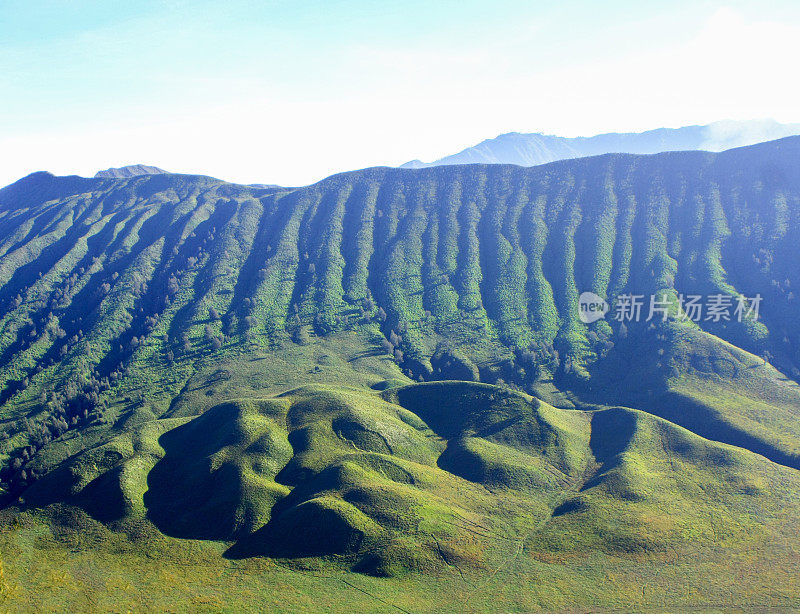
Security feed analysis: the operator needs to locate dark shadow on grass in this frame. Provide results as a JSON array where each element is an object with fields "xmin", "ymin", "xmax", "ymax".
[
  {"xmin": 144, "ymin": 401, "xmax": 293, "ymax": 542},
  {"xmin": 224, "ymin": 464, "xmax": 368, "ymax": 560},
  {"xmin": 580, "ymin": 407, "xmax": 638, "ymax": 492}
]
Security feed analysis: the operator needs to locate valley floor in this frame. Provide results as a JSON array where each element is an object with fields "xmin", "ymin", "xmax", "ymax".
[{"xmin": 1, "ymin": 506, "xmax": 799, "ymax": 613}]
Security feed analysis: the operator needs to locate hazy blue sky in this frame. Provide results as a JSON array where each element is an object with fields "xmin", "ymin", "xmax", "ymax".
[{"xmin": 2, "ymin": 1, "xmax": 800, "ymax": 186}]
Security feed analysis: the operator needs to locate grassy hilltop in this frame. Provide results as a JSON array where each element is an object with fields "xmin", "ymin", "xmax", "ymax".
[{"xmin": 1, "ymin": 138, "xmax": 800, "ymax": 610}]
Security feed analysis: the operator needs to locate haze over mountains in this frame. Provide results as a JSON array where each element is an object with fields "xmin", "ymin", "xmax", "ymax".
[
  {"xmin": 82, "ymin": 120, "xmax": 800, "ymax": 189},
  {"xmin": 1, "ymin": 137, "xmax": 800, "ymax": 610},
  {"xmin": 402, "ymin": 119, "xmax": 800, "ymax": 169}
]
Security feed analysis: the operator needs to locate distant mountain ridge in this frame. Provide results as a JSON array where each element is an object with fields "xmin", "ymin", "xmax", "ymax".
[
  {"xmin": 402, "ymin": 119, "xmax": 800, "ymax": 168},
  {"xmin": 94, "ymin": 164, "xmax": 168, "ymax": 178}
]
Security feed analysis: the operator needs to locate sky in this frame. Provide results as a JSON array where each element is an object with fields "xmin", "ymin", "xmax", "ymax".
[{"xmin": 2, "ymin": 0, "xmax": 800, "ymax": 187}]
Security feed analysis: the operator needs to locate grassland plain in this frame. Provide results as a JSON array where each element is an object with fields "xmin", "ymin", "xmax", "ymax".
[{"xmin": 1, "ymin": 138, "xmax": 800, "ymax": 611}]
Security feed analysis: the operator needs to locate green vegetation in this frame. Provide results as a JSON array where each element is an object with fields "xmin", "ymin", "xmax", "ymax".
[
  {"xmin": 1, "ymin": 138, "xmax": 800, "ymax": 610},
  {"xmin": 3, "ymin": 381, "xmax": 800, "ymax": 611}
]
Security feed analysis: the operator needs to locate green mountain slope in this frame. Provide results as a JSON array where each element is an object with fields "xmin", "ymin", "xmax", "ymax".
[
  {"xmin": 2, "ymin": 140, "xmax": 800, "ymax": 474},
  {"xmin": 1, "ymin": 138, "xmax": 800, "ymax": 610}
]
